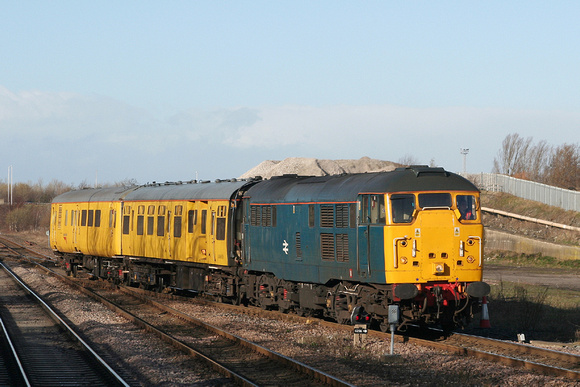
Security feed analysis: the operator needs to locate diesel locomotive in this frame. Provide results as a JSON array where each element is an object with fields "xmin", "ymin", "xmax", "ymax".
[{"xmin": 50, "ymin": 166, "xmax": 490, "ymax": 331}]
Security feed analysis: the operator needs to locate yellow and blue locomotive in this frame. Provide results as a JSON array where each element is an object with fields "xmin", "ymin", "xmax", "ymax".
[{"xmin": 50, "ymin": 166, "xmax": 489, "ymax": 330}]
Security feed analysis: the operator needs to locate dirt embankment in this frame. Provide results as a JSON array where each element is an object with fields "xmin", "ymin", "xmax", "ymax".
[{"xmin": 481, "ymin": 191, "xmax": 579, "ymax": 247}]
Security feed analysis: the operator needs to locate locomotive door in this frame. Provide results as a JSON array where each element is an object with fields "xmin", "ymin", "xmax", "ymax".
[
  {"xmin": 356, "ymin": 195, "xmax": 370, "ymax": 277},
  {"xmin": 357, "ymin": 194, "xmax": 386, "ymax": 277}
]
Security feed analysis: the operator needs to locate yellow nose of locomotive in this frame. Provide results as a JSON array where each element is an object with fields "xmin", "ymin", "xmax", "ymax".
[{"xmin": 386, "ymin": 192, "xmax": 483, "ymax": 284}]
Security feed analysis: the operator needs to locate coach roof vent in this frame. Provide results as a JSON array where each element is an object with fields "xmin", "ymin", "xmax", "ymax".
[{"xmin": 397, "ymin": 165, "xmax": 450, "ymax": 177}]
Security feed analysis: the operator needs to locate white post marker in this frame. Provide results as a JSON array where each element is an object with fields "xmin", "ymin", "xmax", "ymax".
[{"xmin": 388, "ymin": 305, "xmax": 400, "ymax": 355}]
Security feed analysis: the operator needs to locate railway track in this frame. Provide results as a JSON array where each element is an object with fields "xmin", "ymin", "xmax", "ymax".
[
  {"xmin": 2, "ymin": 233, "xmax": 579, "ymax": 384},
  {"xmin": 1, "ymin": 238, "xmax": 349, "ymax": 385},
  {"xmin": 0, "ymin": 262, "xmax": 130, "ymax": 386},
  {"xmin": 104, "ymin": 285, "xmax": 580, "ymax": 382},
  {"xmin": 47, "ymin": 273, "xmax": 352, "ymax": 386}
]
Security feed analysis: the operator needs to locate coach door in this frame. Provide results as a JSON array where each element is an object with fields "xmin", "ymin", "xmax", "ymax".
[{"xmin": 357, "ymin": 194, "xmax": 386, "ymax": 278}]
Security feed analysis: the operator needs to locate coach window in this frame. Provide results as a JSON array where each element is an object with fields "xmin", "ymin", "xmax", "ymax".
[
  {"xmin": 188, "ymin": 210, "xmax": 197, "ymax": 233},
  {"xmin": 109, "ymin": 209, "xmax": 115, "ymax": 228},
  {"xmin": 95, "ymin": 210, "xmax": 101, "ymax": 227},
  {"xmin": 201, "ymin": 210, "xmax": 207, "ymax": 234},
  {"xmin": 81, "ymin": 210, "xmax": 88, "ymax": 227},
  {"xmin": 215, "ymin": 205, "xmax": 227, "ymax": 240},
  {"xmin": 174, "ymin": 205, "xmax": 183, "ymax": 238},
  {"xmin": 216, "ymin": 218, "xmax": 226, "ymax": 240},
  {"xmin": 137, "ymin": 206, "xmax": 145, "ymax": 235},
  {"xmin": 122, "ymin": 206, "xmax": 131, "ymax": 235},
  {"xmin": 146, "ymin": 205, "xmax": 154, "ymax": 235},
  {"xmin": 157, "ymin": 205, "xmax": 166, "ymax": 236},
  {"xmin": 88, "ymin": 210, "xmax": 94, "ymax": 227},
  {"xmin": 391, "ymin": 194, "xmax": 415, "ymax": 223}
]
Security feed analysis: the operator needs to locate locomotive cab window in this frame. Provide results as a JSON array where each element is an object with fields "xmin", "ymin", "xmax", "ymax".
[
  {"xmin": 456, "ymin": 195, "xmax": 478, "ymax": 221},
  {"xmin": 418, "ymin": 193, "xmax": 451, "ymax": 209},
  {"xmin": 391, "ymin": 194, "xmax": 415, "ymax": 223}
]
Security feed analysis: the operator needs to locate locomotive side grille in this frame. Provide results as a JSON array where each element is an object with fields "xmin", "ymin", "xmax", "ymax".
[
  {"xmin": 262, "ymin": 206, "xmax": 272, "ymax": 227},
  {"xmin": 320, "ymin": 205, "xmax": 334, "ymax": 228},
  {"xmin": 335, "ymin": 204, "xmax": 349, "ymax": 228},
  {"xmin": 336, "ymin": 233, "xmax": 349, "ymax": 262},
  {"xmin": 251, "ymin": 206, "xmax": 261, "ymax": 226},
  {"xmin": 320, "ymin": 233, "xmax": 335, "ymax": 260},
  {"xmin": 295, "ymin": 232, "xmax": 302, "ymax": 259}
]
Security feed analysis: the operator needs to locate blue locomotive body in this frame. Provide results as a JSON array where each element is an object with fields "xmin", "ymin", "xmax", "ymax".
[{"xmin": 242, "ymin": 174, "xmax": 387, "ymax": 285}]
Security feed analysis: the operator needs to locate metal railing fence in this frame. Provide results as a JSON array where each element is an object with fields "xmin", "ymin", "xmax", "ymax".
[{"xmin": 464, "ymin": 173, "xmax": 579, "ymax": 212}]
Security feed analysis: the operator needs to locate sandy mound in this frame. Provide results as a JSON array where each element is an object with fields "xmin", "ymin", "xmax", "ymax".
[{"xmin": 239, "ymin": 157, "xmax": 399, "ymax": 179}]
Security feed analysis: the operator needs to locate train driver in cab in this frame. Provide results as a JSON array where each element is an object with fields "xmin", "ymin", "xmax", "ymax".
[{"xmin": 457, "ymin": 195, "xmax": 476, "ymax": 220}]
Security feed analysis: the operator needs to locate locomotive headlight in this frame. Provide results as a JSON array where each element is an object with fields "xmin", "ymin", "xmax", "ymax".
[
  {"xmin": 400, "ymin": 256, "xmax": 408, "ymax": 264},
  {"xmin": 467, "ymin": 255, "xmax": 475, "ymax": 264},
  {"xmin": 467, "ymin": 238, "xmax": 475, "ymax": 246},
  {"xmin": 433, "ymin": 263, "xmax": 445, "ymax": 274}
]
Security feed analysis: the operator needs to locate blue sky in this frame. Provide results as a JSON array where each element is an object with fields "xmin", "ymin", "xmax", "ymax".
[{"xmin": 1, "ymin": 2, "xmax": 579, "ymax": 185}]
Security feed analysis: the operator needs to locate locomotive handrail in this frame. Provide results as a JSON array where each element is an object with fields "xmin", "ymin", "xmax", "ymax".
[
  {"xmin": 468, "ymin": 236, "xmax": 482, "ymax": 266},
  {"xmin": 393, "ymin": 236, "xmax": 408, "ymax": 269}
]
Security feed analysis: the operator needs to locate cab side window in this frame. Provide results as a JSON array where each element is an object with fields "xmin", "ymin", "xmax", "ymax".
[
  {"xmin": 456, "ymin": 195, "xmax": 477, "ymax": 220},
  {"xmin": 360, "ymin": 194, "xmax": 386, "ymax": 224}
]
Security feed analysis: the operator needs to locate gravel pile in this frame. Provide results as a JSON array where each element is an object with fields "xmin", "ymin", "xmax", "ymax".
[
  {"xmin": 239, "ymin": 157, "xmax": 399, "ymax": 180},
  {"xmin": 8, "ymin": 261, "xmax": 578, "ymax": 386}
]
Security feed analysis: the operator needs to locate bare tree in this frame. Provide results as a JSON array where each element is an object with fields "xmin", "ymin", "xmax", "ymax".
[
  {"xmin": 525, "ymin": 140, "xmax": 551, "ymax": 183},
  {"xmin": 545, "ymin": 143, "xmax": 580, "ymax": 190},
  {"xmin": 493, "ymin": 133, "xmax": 533, "ymax": 176},
  {"xmin": 398, "ymin": 154, "xmax": 421, "ymax": 166}
]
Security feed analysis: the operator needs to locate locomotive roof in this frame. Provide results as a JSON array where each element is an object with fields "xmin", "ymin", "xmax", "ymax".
[
  {"xmin": 52, "ymin": 180, "xmax": 251, "ymax": 203},
  {"xmin": 244, "ymin": 166, "xmax": 478, "ymax": 203}
]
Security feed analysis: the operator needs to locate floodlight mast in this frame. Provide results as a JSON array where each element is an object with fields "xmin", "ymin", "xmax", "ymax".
[{"xmin": 460, "ymin": 148, "xmax": 469, "ymax": 174}]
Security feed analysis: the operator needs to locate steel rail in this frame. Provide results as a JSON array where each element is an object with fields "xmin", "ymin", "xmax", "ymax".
[
  {"xmin": 0, "ymin": 315, "xmax": 30, "ymax": 386},
  {"xmin": 48, "ymin": 271, "xmax": 354, "ymax": 387},
  {"xmin": 0, "ymin": 262, "xmax": 130, "ymax": 387}
]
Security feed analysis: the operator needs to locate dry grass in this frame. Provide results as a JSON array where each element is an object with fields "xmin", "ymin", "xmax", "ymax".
[{"xmin": 481, "ymin": 191, "xmax": 580, "ymax": 246}]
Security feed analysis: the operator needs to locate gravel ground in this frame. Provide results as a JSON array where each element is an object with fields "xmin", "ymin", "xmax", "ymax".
[
  {"xmin": 5, "ymin": 261, "xmax": 577, "ymax": 386},
  {"xmin": 3, "ymin": 231, "xmax": 580, "ymax": 385},
  {"xmin": 10, "ymin": 262, "xmax": 234, "ymax": 386}
]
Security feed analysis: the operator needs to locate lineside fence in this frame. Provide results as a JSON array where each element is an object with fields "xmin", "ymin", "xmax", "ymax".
[{"xmin": 463, "ymin": 173, "xmax": 579, "ymax": 212}]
